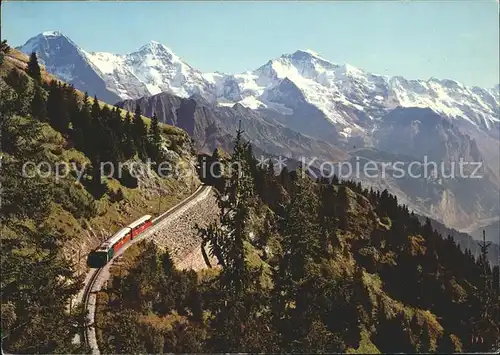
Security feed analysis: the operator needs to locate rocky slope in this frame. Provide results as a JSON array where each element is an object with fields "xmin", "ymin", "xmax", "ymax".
[{"xmin": 117, "ymin": 91, "xmax": 348, "ymax": 163}]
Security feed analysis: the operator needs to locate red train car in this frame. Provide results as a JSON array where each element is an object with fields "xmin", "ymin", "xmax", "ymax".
[
  {"xmin": 87, "ymin": 215, "xmax": 153, "ymax": 268},
  {"xmin": 128, "ymin": 215, "xmax": 153, "ymax": 238}
]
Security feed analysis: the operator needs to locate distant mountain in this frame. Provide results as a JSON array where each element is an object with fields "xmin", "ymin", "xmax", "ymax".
[
  {"xmin": 117, "ymin": 91, "xmax": 348, "ymax": 164},
  {"xmin": 18, "ymin": 31, "xmax": 121, "ymax": 104},
  {"xmin": 19, "ymin": 32, "xmax": 499, "ymax": 138}
]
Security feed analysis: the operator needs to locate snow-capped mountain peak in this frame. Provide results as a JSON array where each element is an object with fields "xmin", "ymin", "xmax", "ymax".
[
  {"xmin": 136, "ymin": 40, "xmax": 174, "ymax": 57},
  {"xmin": 17, "ymin": 32, "xmax": 500, "ymax": 134},
  {"xmin": 42, "ymin": 30, "xmax": 64, "ymax": 37},
  {"xmin": 287, "ymin": 49, "xmax": 333, "ymax": 64},
  {"xmin": 83, "ymin": 41, "xmax": 213, "ymax": 100},
  {"xmin": 19, "ymin": 30, "xmax": 80, "ymax": 58}
]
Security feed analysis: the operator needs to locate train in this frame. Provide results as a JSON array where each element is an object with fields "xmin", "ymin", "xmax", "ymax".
[{"xmin": 87, "ymin": 214, "xmax": 153, "ymax": 268}]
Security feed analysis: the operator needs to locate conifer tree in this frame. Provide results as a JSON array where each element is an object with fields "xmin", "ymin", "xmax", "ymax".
[
  {"xmin": 148, "ymin": 112, "xmax": 163, "ymax": 163},
  {"xmin": 75, "ymin": 92, "xmax": 92, "ymax": 152},
  {"xmin": 91, "ymin": 95, "xmax": 100, "ymax": 121},
  {"xmin": 472, "ymin": 230, "xmax": 498, "ymax": 351},
  {"xmin": 64, "ymin": 84, "xmax": 80, "ymax": 126},
  {"xmin": 30, "ymin": 84, "xmax": 47, "ymax": 121},
  {"xmin": 273, "ymin": 166, "xmax": 322, "ymax": 351},
  {"xmin": 198, "ymin": 123, "xmax": 260, "ymax": 351},
  {"xmin": 209, "ymin": 148, "xmax": 224, "ymax": 190},
  {"xmin": 0, "ymin": 39, "xmax": 11, "ymax": 65},
  {"xmin": 319, "ymin": 182, "xmax": 339, "ymax": 252},
  {"xmin": 46, "ymin": 81, "xmax": 69, "ymax": 134},
  {"xmin": 26, "ymin": 52, "xmax": 42, "ymax": 82},
  {"xmin": 122, "ymin": 111, "xmax": 136, "ymax": 159},
  {"xmin": 132, "ymin": 104, "xmax": 148, "ymax": 160}
]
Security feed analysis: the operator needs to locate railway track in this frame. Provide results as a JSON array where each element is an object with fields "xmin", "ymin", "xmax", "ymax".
[
  {"xmin": 81, "ymin": 184, "xmax": 210, "ymax": 353},
  {"xmin": 81, "ymin": 266, "xmax": 103, "ymax": 348}
]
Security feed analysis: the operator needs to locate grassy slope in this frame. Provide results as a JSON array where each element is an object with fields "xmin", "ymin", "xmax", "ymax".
[{"xmin": 1, "ymin": 48, "xmax": 200, "ymax": 272}]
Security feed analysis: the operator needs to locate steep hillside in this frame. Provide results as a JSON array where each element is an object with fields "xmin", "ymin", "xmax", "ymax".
[
  {"xmin": 0, "ymin": 45, "xmax": 200, "ymax": 353},
  {"xmin": 93, "ymin": 134, "xmax": 500, "ymax": 354},
  {"xmin": 416, "ymin": 216, "xmax": 499, "ymax": 265}
]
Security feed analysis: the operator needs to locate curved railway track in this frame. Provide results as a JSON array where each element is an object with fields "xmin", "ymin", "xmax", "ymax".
[{"xmin": 81, "ymin": 184, "xmax": 210, "ymax": 354}]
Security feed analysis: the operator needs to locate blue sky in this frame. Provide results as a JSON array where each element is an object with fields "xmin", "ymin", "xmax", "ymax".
[{"xmin": 2, "ymin": 1, "xmax": 499, "ymax": 87}]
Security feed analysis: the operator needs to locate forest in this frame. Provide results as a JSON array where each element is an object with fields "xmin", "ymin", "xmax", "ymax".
[
  {"xmin": 0, "ymin": 46, "xmax": 188, "ymax": 353},
  {"xmin": 97, "ymin": 129, "xmax": 500, "ymax": 353}
]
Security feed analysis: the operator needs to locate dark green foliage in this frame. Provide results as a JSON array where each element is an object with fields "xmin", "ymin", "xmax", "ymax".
[
  {"xmin": 100, "ymin": 242, "xmax": 204, "ymax": 353},
  {"xmin": 46, "ymin": 81, "xmax": 70, "ymax": 134},
  {"xmin": 133, "ymin": 104, "xmax": 148, "ymax": 160},
  {"xmin": 1, "ymin": 58, "xmax": 185, "ymax": 354},
  {"xmin": 6, "ymin": 77, "xmax": 164, "ymax": 170},
  {"xmin": 0, "ymin": 39, "xmax": 11, "ymax": 65},
  {"xmin": 30, "ymin": 83, "xmax": 47, "ymax": 121},
  {"xmin": 100, "ymin": 128, "xmax": 499, "ymax": 353},
  {"xmin": 147, "ymin": 112, "xmax": 164, "ymax": 163},
  {"xmin": 26, "ymin": 51, "xmax": 42, "ymax": 82},
  {"xmin": 0, "ymin": 117, "xmax": 83, "ymax": 352},
  {"xmin": 4, "ymin": 69, "xmax": 31, "ymax": 116},
  {"xmin": 122, "ymin": 111, "xmax": 137, "ymax": 159},
  {"xmin": 6, "ymin": 57, "xmax": 494, "ymax": 353},
  {"xmin": 196, "ymin": 125, "xmax": 265, "ymax": 352}
]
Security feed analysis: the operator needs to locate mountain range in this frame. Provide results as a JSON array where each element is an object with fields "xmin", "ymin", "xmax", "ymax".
[
  {"xmin": 18, "ymin": 31, "xmax": 500, "ymax": 233},
  {"xmin": 19, "ymin": 31, "xmax": 499, "ymax": 137}
]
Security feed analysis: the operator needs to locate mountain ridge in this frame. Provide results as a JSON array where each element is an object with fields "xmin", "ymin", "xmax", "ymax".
[{"xmin": 18, "ymin": 31, "xmax": 500, "ymax": 137}]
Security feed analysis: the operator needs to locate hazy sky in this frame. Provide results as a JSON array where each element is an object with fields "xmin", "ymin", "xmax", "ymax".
[{"xmin": 2, "ymin": 1, "xmax": 499, "ymax": 87}]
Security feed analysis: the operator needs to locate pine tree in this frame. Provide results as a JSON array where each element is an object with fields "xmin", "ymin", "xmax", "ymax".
[
  {"xmin": 148, "ymin": 112, "xmax": 163, "ymax": 163},
  {"xmin": 472, "ymin": 230, "xmax": 498, "ymax": 351},
  {"xmin": 273, "ymin": 166, "xmax": 322, "ymax": 351},
  {"xmin": 30, "ymin": 84, "xmax": 47, "ymax": 121},
  {"xmin": 0, "ymin": 39, "xmax": 11, "ymax": 65},
  {"xmin": 122, "ymin": 111, "xmax": 136, "ymax": 159},
  {"xmin": 46, "ymin": 81, "xmax": 69, "ymax": 134},
  {"xmin": 133, "ymin": 104, "xmax": 148, "ymax": 160},
  {"xmin": 337, "ymin": 185, "xmax": 350, "ymax": 230},
  {"xmin": 91, "ymin": 95, "xmax": 100, "ymax": 121},
  {"xmin": 26, "ymin": 52, "xmax": 42, "ymax": 82},
  {"xmin": 198, "ymin": 123, "xmax": 260, "ymax": 351},
  {"xmin": 90, "ymin": 154, "xmax": 105, "ymax": 197},
  {"xmin": 64, "ymin": 84, "xmax": 80, "ymax": 129},
  {"xmin": 76, "ymin": 92, "xmax": 92, "ymax": 152},
  {"xmin": 209, "ymin": 148, "xmax": 224, "ymax": 190},
  {"xmin": 319, "ymin": 182, "xmax": 339, "ymax": 252}
]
